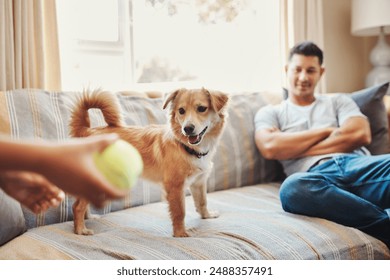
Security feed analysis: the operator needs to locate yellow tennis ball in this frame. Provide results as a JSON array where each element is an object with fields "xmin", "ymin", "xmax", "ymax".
[{"xmin": 94, "ymin": 139, "xmax": 143, "ymax": 189}]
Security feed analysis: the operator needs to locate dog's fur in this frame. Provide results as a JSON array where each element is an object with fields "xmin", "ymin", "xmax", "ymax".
[{"xmin": 69, "ymin": 88, "xmax": 229, "ymax": 237}]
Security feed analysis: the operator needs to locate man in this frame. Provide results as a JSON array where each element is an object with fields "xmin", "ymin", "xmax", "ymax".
[{"xmin": 254, "ymin": 41, "xmax": 390, "ymax": 249}]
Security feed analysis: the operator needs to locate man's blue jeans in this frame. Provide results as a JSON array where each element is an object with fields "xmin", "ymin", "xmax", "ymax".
[{"xmin": 279, "ymin": 154, "xmax": 390, "ymax": 248}]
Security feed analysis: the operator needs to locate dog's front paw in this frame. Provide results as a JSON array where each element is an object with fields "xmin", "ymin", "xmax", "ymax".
[
  {"xmin": 173, "ymin": 229, "xmax": 190, "ymax": 238},
  {"xmin": 74, "ymin": 227, "xmax": 94, "ymax": 235},
  {"xmin": 201, "ymin": 209, "xmax": 219, "ymax": 219}
]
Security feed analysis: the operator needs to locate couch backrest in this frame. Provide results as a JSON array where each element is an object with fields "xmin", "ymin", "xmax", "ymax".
[{"xmin": 0, "ymin": 89, "xmax": 284, "ymax": 228}]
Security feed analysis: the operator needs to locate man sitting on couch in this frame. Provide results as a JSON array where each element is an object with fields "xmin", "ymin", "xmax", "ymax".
[{"xmin": 254, "ymin": 41, "xmax": 390, "ymax": 249}]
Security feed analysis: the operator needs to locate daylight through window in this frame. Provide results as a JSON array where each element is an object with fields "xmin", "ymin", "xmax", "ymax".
[{"xmin": 56, "ymin": 0, "xmax": 281, "ymax": 93}]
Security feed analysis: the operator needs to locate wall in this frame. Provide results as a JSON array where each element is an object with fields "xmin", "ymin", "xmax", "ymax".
[{"xmin": 322, "ymin": 0, "xmax": 389, "ymax": 93}]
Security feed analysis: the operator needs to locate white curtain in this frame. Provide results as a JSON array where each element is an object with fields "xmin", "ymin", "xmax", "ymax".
[
  {"xmin": 0, "ymin": 0, "xmax": 61, "ymax": 91},
  {"xmin": 280, "ymin": 0, "xmax": 326, "ymax": 93}
]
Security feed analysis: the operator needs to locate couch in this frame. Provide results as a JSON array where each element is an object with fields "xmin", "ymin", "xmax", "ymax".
[{"xmin": 0, "ymin": 83, "xmax": 390, "ymax": 260}]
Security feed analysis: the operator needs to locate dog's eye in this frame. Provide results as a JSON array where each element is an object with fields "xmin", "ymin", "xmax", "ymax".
[
  {"xmin": 197, "ymin": 106, "xmax": 207, "ymax": 113},
  {"xmin": 178, "ymin": 108, "xmax": 185, "ymax": 115}
]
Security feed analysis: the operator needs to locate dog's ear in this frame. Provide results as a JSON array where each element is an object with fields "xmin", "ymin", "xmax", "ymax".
[
  {"xmin": 205, "ymin": 88, "xmax": 229, "ymax": 114},
  {"xmin": 162, "ymin": 89, "xmax": 181, "ymax": 110}
]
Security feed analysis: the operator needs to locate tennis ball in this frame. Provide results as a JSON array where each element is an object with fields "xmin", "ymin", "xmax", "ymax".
[{"xmin": 94, "ymin": 139, "xmax": 143, "ymax": 189}]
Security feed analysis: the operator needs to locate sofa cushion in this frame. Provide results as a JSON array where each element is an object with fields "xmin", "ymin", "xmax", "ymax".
[
  {"xmin": 209, "ymin": 91, "xmax": 285, "ymax": 191},
  {"xmin": 1, "ymin": 184, "xmax": 389, "ymax": 260},
  {"xmin": 0, "ymin": 189, "xmax": 26, "ymax": 245}
]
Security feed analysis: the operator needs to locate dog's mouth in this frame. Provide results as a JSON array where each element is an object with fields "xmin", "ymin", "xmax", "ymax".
[{"xmin": 187, "ymin": 126, "xmax": 208, "ymax": 145}]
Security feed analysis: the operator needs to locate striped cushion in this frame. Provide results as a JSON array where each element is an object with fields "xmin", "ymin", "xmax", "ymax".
[
  {"xmin": 0, "ymin": 89, "xmax": 284, "ymax": 229},
  {"xmin": 209, "ymin": 91, "xmax": 285, "ymax": 192},
  {"xmin": 0, "ymin": 184, "xmax": 388, "ymax": 259},
  {"xmin": 0, "ymin": 89, "xmax": 69, "ymax": 140}
]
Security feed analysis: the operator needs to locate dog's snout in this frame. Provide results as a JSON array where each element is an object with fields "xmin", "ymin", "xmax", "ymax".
[{"xmin": 184, "ymin": 124, "xmax": 195, "ymax": 135}]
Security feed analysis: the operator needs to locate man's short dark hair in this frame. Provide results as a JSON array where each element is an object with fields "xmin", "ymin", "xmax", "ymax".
[{"xmin": 289, "ymin": 41, "xmax": 324, "ymax": 65}]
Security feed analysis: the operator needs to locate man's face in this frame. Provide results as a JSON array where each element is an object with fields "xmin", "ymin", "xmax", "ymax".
[{"xmin": 285, "ymin": 54, "xmax": 324, "ymax": 103}]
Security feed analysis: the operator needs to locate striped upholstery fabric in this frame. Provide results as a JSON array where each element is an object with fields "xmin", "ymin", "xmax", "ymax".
[
  {"xmin": 1, "ymin": 184, "xmax": 389, "ymax": 260},
  {"xmin": 1, "ymin": 89, "xmax": 389, "ymax": 259}
]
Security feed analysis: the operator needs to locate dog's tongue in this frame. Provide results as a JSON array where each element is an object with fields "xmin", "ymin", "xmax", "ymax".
[{"xmin": 188, "ymin": 135, "xmax": 199, "ymax": 144}]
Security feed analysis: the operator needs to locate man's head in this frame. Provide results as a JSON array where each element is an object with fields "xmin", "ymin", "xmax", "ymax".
[
  {"xmin": 285, "ymin": 41, "xmax": 325, "ymax": 105},
  {"xmin": 288, "ymin": 41, "xmax": 324, "ymax": 65}
]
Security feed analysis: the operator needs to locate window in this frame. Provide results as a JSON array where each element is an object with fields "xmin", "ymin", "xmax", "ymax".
[{"xmin": 56, "ymin": 0, "xmax": 281, "ymax": 93}]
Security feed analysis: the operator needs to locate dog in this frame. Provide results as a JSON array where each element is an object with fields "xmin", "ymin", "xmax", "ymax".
[{"xmin": 69, "ymin": 88, "xmax": 229, "ymax": 237}]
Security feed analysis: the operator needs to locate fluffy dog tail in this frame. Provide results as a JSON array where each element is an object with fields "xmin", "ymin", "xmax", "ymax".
[{"xmin": 69, "ymin": 89, "xmax": 125, "ymax": 137}]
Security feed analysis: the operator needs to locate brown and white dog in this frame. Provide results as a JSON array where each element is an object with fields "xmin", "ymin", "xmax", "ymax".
[{"xmin": 69, "ymin": 88, "xmax": 229, "ymax": 237}]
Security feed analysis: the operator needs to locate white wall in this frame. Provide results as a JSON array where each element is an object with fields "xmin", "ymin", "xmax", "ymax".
[{"xmin": 322, "ymin": 0, "xmax": 390, "ymax": 93}]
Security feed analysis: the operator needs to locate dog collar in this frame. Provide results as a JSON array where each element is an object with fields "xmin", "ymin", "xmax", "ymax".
[{"xmin": 181, "ymin": 143, "xmax": 209, "ymax": 159}]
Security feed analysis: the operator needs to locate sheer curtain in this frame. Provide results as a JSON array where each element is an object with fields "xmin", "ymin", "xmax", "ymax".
[
  {"xmin": 0, "ymin": 0, "xmax": 61, "ymax": 91},
  {"xmin": 280, "ymin": 0, "xmax": 326, "ymax": 93}
]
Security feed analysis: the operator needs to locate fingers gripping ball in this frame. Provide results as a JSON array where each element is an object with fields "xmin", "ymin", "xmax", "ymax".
[{"xmin": 94, "ymin": 139, "xmax": 143, "ymax": 189}]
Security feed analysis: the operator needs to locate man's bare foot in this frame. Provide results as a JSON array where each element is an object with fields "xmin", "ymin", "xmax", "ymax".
[{"xmin": 0, "ymin": 171, "xmax": 65, "ymax": 213}]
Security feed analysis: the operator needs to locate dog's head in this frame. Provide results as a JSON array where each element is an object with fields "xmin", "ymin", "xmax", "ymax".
[{"xmin": 163, "ymin": 88, "xmax": 229, "ymax": 146}]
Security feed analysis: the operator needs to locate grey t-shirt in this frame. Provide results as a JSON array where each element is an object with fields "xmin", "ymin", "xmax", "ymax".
[{"xmin": 254, "ymin": 94, "xmax": 370, "ymax": 176}]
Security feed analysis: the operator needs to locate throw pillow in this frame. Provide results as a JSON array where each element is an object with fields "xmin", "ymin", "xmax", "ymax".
[{"xmin": 350, "ymin": 82, "xmax": 389, "ymax": 154}]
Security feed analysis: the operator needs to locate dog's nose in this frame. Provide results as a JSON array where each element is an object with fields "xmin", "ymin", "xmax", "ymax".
[{"xmin": 184, "ymin": 124, "xmax": 195, "ymax": 135}]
